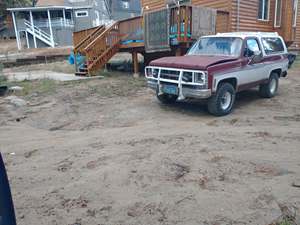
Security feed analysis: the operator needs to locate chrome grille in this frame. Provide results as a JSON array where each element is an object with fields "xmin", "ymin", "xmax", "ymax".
[{"xmin": 160, "ymin": 69, "xmax": 180, "ymax": 81}]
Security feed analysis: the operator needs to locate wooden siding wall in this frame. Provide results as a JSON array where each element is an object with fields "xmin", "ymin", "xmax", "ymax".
[
  {"xmin": 216, "ymin": 11, "xmax": 230, "ymax": 33},
  {"xmin": 141, "ymin": 0, "xmax": 231, "ymax": 33},
  {"xmin": 141, "ymin": 0, "xmax": 165, "ymax": 11},
  {"xmin": 191, "ymin": 0, "xmax": 231, "ymax": 33},
  {"xmin": 191, "ymin": 0, "xmax": 231, "ymax": 11},
  {"xmin": 141, "ymin": 0, "xmax": 231, "ymax": 12},
  {"xmin": 279, "ymin": 0, "xmax": 296, "ymax": 44},
  {"xmin": 290, "ymin": 0, "xmax": 300, "ymax": 50},
  {"xmin": 141, "ymin": 0, "xmax": 278, "ymax": 32},
  {"xmin": 141, "ymin": 0, "xmax": 298, "ymax": 46},
  {"xmin": 230, "ymin": 0, "xmax": 275, "ymax": 32}
]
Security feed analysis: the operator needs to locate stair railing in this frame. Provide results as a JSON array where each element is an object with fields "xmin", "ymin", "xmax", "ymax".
[
  {"xmin": 24, "ymin": 19, "xmax": 54, "ymax": 46},
  {"xmin": 85, "ymin": 22, "xmax": 124, "ymax": 74},
  {"xmin": 74, "ymin": 25, "xmax": 105, "ymax": 55}
]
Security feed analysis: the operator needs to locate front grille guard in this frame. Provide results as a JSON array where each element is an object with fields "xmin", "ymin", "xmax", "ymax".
[{"xmin": 145, "ymin": 66, "xmax": 207, "ymax": 100}]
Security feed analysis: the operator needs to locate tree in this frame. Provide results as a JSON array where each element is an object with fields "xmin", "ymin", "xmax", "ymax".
[{"xmin": 1, "ymin": 0, "xmax": 34, "ymax": 17}]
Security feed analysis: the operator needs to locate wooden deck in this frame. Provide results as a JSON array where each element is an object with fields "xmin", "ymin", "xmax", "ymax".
[{"xmin": 73, "ymin": 5, "xmax": 230, "ymax": 76}]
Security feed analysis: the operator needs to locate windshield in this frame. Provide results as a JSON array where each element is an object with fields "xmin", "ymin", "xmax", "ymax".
[{"xmin": 188, "ymin": 37, "xmax": 243, "ymax": 57}]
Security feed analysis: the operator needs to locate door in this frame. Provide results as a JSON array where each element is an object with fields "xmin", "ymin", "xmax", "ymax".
[{"xmin": 239, "ymin": 38, "xmax": 267, "ymax": 86}]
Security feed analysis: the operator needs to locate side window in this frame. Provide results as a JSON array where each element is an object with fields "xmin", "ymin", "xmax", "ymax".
[
  {"xmin": 75, "ymin": 10, "xmax": 88, "ymax": 18},
  {"xmin": 244, "ymin": 39, "xmax": 260, "ymax": 57},
  {"xmin": 262, "ymin": 37, "xmax": 284, "ymax": 54}
]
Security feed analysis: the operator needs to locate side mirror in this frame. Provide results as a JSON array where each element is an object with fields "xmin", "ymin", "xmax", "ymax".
[{"xmin": 249, "ymin": 50, "xmax": 262, "ymax": 64}]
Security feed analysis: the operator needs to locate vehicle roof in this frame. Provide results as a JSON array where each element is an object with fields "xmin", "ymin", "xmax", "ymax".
[{"xmin": 202, "ymin": 32, "xmax": 281, "ymax": 39}]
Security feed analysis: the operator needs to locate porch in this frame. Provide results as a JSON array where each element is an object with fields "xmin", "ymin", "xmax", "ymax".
[{"xmin": 8, "ymin": 6, "xmax": 75, "ymax": 50}]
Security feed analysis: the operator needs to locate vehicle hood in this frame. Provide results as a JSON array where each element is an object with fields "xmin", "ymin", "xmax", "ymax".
[{"xmin": 149, "ymin": 55, "xmax": 239, "ymax": 70}]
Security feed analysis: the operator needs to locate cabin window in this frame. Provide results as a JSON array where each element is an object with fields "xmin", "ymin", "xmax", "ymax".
[
  {"xmin": 293, "ymin": 0, "xmax": 298, "ymax": 27},
  {"xmin": 258, "ymin": 0, "xmax": 270, "ymax": 20},
  {"xmin": 262, "ymin": 37, "xmax": 285, "ymax": 54},
  {"xmin": 121, "ymin": 0, "xmax": 130, "ymax": 9},
  {"xmin": 274, "ymin": 0, "xmax": 282, "ymax": 27},
  {"xmin": 75, "ymin": 10, "xmax": 88, "ymax": 18}
]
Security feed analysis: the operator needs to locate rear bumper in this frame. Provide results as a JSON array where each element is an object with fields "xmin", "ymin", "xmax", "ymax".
[{"xmin": 147, "ymin": 79, "xmax": 211, "ymax": 99}]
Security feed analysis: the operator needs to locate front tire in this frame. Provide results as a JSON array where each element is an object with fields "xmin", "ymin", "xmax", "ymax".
[
  {"xmin": 208, "ymin": 83, "xmax": 236, "ymax": 116},
  {"xmin": 259, "ymin": 73, "xmax": 279, "ymax": 98}
]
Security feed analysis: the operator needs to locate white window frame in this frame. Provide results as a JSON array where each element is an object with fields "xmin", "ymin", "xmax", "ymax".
[
  {"xmin": 293, "ymin": 0, "xmax": 298, "ymax": 27},
  {"xmin": 274, "ymin": 0, "xmax": 282, "ymax": 27},
  {"xmin": 75, "ymin": 10, "xmax": 88, "ymax": 18},
  {"xmin": 258, "ymin": 0, "xmax": 270, "ymax": 21}
]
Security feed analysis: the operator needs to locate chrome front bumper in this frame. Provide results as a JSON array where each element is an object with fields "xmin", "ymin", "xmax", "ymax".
[{"xmin": 147, "ymin": 79, "xmax": 212, "ymax": 99}]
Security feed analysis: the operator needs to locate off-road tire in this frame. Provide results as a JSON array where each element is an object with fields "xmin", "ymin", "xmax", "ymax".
[
  {"xmin": 207, "ymin": 83, "xmax": 236, "ymax": 116},
  {"xmin": 156, "ymin": 89, "xmax": 178, "ymax": 104},
  {"xmin": 259, "ymin": 73, "xmax": 279, "ymax": 98}
]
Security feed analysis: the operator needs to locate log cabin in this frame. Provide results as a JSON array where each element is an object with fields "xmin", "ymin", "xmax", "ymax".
[
  {"xmin": 141, "ymin": 0, "xmax": 299, "ymax": 47},
  {"xmin": 72, "ymin": 0, "xmax": 299, "ymax": 76}
]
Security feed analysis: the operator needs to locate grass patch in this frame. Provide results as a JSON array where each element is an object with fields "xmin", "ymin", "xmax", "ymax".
[
  {"xmin": 1, "ymin": 70, "xmax": 146, "ymax": 99},
  {"xmin": 85, "ymin": 75, "xmax": 146, "ymax": 97},
  {"xmin": 3, "ymin": 79, "xmax": 59, "ymax": 96},
  {"xmin": 277, "ymin": 218, "xmax": 294, "ymax": 225}
]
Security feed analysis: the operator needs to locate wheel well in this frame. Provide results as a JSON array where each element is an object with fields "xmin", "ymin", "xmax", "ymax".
[
  {"xmin": 271, "ymin": 69, "xmax": 282, "ymax": 77},
  {"xmin": 218, "ymin": 78, "xmax": 237, "ymax": 90}
]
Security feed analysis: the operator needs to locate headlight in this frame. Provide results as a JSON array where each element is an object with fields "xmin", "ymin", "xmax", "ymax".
[
  {"xmin": 152, "ymin": 68, "xmax": 159, "ymax": 78},
  {"xmin": 194, "ymin": 72, "xmax": 207, "ymax": 84},
  {"xmin": 145, "ymin": 68, "xmax": 159, "ymax": 78},
  {"xmin": 146, "ymin": 68, "xmax": 152, "ymax": 77}
]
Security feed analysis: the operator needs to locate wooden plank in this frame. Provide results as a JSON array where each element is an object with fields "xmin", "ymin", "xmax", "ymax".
[
  {"xmin": 120, "ymin": 42, "xmax": 145, "ymax": 49},
  {"xmin": 132, "ymin": 51, "xmax": 139, "ymax": 77}
]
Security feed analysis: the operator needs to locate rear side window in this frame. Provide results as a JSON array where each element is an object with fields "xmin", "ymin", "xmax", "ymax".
[{"xmin": 262, "ymin": 37, "xmax": 285, "ymax": 54}]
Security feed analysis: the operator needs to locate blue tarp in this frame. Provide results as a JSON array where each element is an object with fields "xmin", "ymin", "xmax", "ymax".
[{"xmin": 69, "ymin": 51, "xmax": 85, "ymax": 66}]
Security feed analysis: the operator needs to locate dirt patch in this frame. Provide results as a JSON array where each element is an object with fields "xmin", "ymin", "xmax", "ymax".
[
  {"xmin": 0, "ymin": 40, "xmax": 18, "ymax": 54},
  {"xmin": 0, "ymin": 69, "xmax": 300, "ymax": 225},
  {"xmin": 3, "ymin": 61, "xmax": 75, "ymax": 74}
]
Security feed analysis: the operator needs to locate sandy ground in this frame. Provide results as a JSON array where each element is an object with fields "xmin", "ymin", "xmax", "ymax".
[{"xmin": 0, "ymin": 68, "xmax": 300, "ymax": 225}]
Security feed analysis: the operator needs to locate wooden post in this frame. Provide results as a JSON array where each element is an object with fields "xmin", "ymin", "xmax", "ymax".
[
  {"xmin": 132, "ymin": 51, "xmax": 139, "ymax": 78},
  {"xmin": 175, "ymin": 48, "xmax": 181, "ymax": 56}
]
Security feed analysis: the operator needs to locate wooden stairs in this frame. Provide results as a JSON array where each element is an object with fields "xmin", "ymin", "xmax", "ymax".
[{"xmin": 74, "ymin": 22, "xmax": 123, "ymax": 76}]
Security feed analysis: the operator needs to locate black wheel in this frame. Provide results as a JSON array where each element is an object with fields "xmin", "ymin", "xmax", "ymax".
[
  {"xmin": 259, "ymin": 73, "xmax": 279, "ymax": 98},
  {"xmin": 207, "ymin": 83, "xmax": 236, "ymax": 116},
  {"xmin": 156, "ymin": 89, "xmax": 178, "ymax": 104}
]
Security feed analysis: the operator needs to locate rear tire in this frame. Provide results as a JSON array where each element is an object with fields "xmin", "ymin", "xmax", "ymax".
[
  {"xmin": 208, "ymin": 83, "xmax": 236, "ymax": 116},
  {"xmin": 259, "ymin": 73, "xmax": 279, "ymax": 98},
  {"xmin": 156, "ymin": 89, "xmax": 178, "ymax": 104}
]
